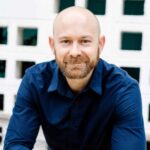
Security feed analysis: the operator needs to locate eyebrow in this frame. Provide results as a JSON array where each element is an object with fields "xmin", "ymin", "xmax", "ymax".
[
  {"xmin": 81, "ymin": 36, "xmax": 93, "ymax": 39},
  {"xmin": 58, "ymin": 35, "xmax": 93, "ymax": 40},
  {"xmin": 58, "ymin": 36, "xmax": 70, "ymax": 40}
]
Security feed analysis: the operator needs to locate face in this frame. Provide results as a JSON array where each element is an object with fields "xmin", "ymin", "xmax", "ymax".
[{"xmin": 50, "ymin": 11, "xmax": 105, "ymax": 79}]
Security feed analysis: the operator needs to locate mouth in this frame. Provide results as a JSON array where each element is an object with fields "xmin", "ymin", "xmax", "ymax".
[{"xmin": 66, "ymin": 63, "xmax": 86, "ymax": 70}]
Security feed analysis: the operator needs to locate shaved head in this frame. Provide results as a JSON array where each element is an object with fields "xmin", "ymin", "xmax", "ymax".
[{"xmin": 53, "ymin": 6, "xmax": 101, "ymax": 37}]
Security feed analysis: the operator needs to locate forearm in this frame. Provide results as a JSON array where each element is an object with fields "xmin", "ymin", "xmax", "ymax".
[
  {"xmin": 4, "ymin": 144, "xmax": 30, "ymax": 150},
  {"xmin": 111, "ymin": 131, "xmax": 146, "ymax": 150}
]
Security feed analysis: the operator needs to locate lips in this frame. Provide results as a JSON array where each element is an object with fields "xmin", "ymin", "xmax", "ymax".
[{"xmin": 66, "ymin": 63, "xmax": 86, "ymax": 69}]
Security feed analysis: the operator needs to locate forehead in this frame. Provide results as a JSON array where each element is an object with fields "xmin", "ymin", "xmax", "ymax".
[{"xmin": 53, "ymin": 12, "xmax": 99, "ymax": 38}]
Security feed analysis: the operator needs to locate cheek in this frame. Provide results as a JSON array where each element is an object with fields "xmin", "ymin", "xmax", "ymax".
[
  {"xmin": 86, "ymin": 47, "xmax": 99, "ymax": 58},
  {"xmin": 55, "ymin": 45, "xmax": 64, "ymax": 54},
  {"xmin": 55, "ymin": 45, "xmax": 69, "ymax": 55},
  {"xmin": 55, "ymin": 49, "xmax": 66, "ymax": 62}
]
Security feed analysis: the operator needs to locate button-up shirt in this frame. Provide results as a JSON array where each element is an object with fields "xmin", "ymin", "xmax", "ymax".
[{"xmin": 4, "ymin": 59, "xmax": 146, "ymax": 150}]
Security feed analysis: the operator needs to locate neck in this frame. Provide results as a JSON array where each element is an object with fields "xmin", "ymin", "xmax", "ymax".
[{"xmin": 65, "ymin": 71, "xmax": 93, "ymax": 93}]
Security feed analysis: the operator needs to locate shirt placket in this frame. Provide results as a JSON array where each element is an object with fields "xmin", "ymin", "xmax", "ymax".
[{"xmin": 67, "ymin": 96, "xmax": 84, "ymax": 149}]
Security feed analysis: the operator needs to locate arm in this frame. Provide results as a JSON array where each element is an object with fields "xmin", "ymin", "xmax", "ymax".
[
  {"xmin": 111, "ymin": 82, "xmax": 146, "ymax": 150},
  {"xmin": 4, "ymin": 70, "xmax": 40, "ymax": 150}
]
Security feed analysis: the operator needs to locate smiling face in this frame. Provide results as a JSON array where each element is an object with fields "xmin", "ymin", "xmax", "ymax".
[{"xmin": 49, "ymin": 7, "xmax": 105, "ymax": 79}]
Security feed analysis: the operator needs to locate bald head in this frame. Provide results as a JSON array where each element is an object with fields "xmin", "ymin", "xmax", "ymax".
[{"xmin": 53, "ymin": 6, "xmax": 100, "ymax": 37}]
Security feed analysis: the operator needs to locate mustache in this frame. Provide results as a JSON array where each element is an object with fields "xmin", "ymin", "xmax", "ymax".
[{"xmin": 63, "ymin": 55, "xmax": 89, "ymax": 64}]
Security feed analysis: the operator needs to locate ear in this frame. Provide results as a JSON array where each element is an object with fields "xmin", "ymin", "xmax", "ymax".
[
  {"xmin": 48, "ymin": 37, "xmax": 55, "ymax": 54},
  {"xmin": 98, "ymin": 35, "xmax": 105, "ymax": 54}
]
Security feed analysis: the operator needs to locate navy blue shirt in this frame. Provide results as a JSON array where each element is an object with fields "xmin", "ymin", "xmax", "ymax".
[{"xmin": 4, "ymin": 59, "xmax": 146, "ymax": 150}]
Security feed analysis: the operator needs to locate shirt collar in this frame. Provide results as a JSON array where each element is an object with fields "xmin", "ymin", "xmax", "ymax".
[
  {"xmin": 48, "ymin": 59, "xmax": 103, "ymax": 96},
  {"xmin": 47, "ymin": 64, "xmax": 74, "ymax": 98},
  {"xmin": 88, "ymin": 59, "xmax": 103, "ymax": 95},
  {"xmin": 47, "ymin": 65, "xmax": 59, "ymax": 93}
]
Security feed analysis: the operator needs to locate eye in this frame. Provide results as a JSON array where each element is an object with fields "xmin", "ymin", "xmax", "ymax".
[
  {"xmin": 60, "ymin": 40, "xmax": 71, "ymax": 45},
  {"xmin": 80, "ymin": 39, "xmax": 91, "ymax": 45}
]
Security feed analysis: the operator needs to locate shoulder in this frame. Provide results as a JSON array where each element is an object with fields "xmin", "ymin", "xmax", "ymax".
[
  {"xmin": 26, "ymin": 60, "xmax": 57, "ymax": 75},
  {"xmin": 99, "ymin": 59, "xmax": 141, "ymax": 106},
  {"xmin": 100, "ymin": 60, "xmax": 142, "ymax": 116},
  {"xmin": 23, "ymin": 60, "xmax": 58, "ymax": 88},
  {"xmin": 100, "ymin": 59, "xmax": 138, "ymax": 88}
]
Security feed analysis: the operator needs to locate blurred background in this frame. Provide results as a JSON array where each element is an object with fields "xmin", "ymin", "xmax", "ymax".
[{"xmin": 0, "ymin": 0, "xmax": 150, "ymax": 149}]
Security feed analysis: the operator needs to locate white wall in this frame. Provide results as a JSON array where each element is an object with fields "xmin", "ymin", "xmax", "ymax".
[{"xmin": 0, "ymin": 0, "xmax": 150, "ymax": 149}]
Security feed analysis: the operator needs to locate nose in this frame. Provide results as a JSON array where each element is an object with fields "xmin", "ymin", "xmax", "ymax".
[{"xmin": 69, "ymin": 42, "xmax": 81, "ymax": 57}]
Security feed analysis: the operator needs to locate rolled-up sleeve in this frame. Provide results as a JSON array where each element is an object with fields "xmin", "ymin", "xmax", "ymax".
[
  {"xmin": 111, "ymin": 82, "xmax": 146, "ymax": 150},
  {"xmin": 4, "ymin": 70, "xmax": 40, "ymax": 150}
]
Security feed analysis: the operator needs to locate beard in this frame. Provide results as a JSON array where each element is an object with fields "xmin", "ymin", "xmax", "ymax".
[{"xmin": 55, "ymin": 49, "xmax": 99, "ymax": 79}]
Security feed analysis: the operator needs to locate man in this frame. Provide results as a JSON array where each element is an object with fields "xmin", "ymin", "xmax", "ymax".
[{"xmin": 4, "ymin": 6, "xmax": 146, "ymax": 150}]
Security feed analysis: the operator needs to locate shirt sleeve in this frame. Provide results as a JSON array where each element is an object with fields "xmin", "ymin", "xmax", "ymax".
[
  {"xmin": 4, "ymin": 70, "xmax": 40, "ymax": 150},
  {"xmin": 111, "ymin": 82, "xmax": 146, "ymax": 150}
]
